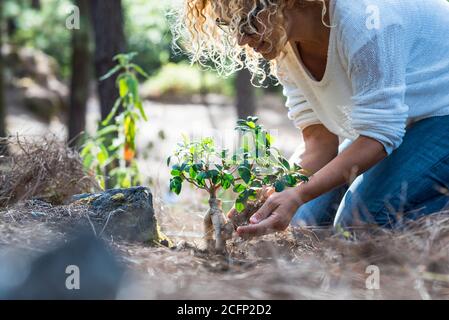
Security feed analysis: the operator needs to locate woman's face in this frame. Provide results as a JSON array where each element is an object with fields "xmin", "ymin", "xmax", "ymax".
[
  {"xmin": 236, "ymin": 12, "xmax": 284, "ymax": 60},
  {"xmin": 216, "ymin": 3, "xmax": 292, "ymax": 60}
]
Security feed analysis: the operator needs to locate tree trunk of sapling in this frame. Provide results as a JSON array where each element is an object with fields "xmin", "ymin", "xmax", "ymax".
[
  {"xmin": 204, "ymin": 197, "xmax": 232, "ymax": 253},
  {"xmin": 203, "ymin": 190, "xmax": 268, "ymax": 253}
]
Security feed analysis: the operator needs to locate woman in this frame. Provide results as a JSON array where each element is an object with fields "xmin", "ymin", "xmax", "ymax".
[{"xmin": 174, "ymin": 0, "xmax": 449, "ymax": 237}]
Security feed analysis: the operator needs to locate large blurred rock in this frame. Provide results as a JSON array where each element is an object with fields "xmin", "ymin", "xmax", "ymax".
[
  {"xmin": 71, "ymin": 187, "xmax": 171, "ymax": 245},
  {"xmin": 2, "ymin": 45, "xmax": 68, "ymax": 121},
  {"xmin": 3, "ymin": 233, "xmax": 124, "ymax": 300},
  {"xmin": 19, "ymin": 77, "xmax": 66, "ymax": 121}
]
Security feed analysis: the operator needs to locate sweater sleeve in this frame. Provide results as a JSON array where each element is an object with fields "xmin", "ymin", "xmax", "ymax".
[
  {"xmin": 341, "ymin": 22, "xmax": 409, "ymax": 155},
  {"xmin": 279, "ymin": 76, "xmax": 322, "ymax": 131}
]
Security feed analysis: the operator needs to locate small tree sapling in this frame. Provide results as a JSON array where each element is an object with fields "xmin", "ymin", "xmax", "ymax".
[{"xmin": 168, "ymin": 117, "xmax": 309, "ymax": 253}]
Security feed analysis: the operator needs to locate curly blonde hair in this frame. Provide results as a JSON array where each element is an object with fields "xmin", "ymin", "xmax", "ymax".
[{"xmin": 170, "ymin": 0, "xmax": 328, "ymax": 86}]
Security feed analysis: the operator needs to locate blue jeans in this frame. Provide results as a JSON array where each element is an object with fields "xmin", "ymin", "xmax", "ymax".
[{"xmin": 292, "ymin": 115, "xmax": 449, "ymax": 229}]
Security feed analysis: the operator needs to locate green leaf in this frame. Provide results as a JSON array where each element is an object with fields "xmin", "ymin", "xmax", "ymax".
[
  {"xmin": 97, "ymin": 125, "xmax": 118, "ymax": 137},
  {"xmin": 122, "ymin": 175, "xmax": 132, "ymax": 188},
  {"xmin": 166, "ymin": 156, "xmax": 172, "ymax": 167},
  {"xmin": 242, "ymin": 159, "xmax": 251, "ymax": 169},
  {"xmin": 170, "ymin": 164, "xmax": 182, "ymax": 177},
  {"xmin": 262, "ymin": 175, "xmax": 277, "ymax": 185},
  {"xmin": 255, "ymin": 132, "xmax": 267, "ymax": 153},
  {"xmin": 246, "ymin": 121, "xmax": 256, "ymax": 129},
  {"xmin": 235, "ymin": 190, "xmax": 250, "ymax": 213},
  {"xmin": 169, "ymin": 177, "xmax": 183, "ymax": 195},
  {"xmin": 83, "ymin": 153, "xmax": 94, "ymax": 169},
  {"xmin": 119, "ymin": 77, "xmax": 129, "ymax": 98},
  {"xmin": 193, "ymin": 163, "xmax": 204, "ymax": 172},
  {"xmin": 127, "ymin": 76, "xmax": 139, "ymax": 99},
  {"xmin": 238, "ymin": 166, "xmax": 251, "ymax": 184},
  {"xmin": 113, "ymin": 52, "xmax": 137, "ymax": 64},
  {"xmin": 80, "ymin": 142, "xmax": 94, "ymax": 158},
  {"xmin": 274, "ymin": 180, "xmax": 286, "ymax": 192},
  {"xmin": 279, "ymin": 156, "xmax": 290, "ymax": 170},
  {"xmin": 235, "ymin": 201, "xmax": 245, "ymax": 213},
  {"xmin": 233, "ymin": 183, "xmax": 246, "ymax": 193},
  {"xmin": 135, "ymin": 101, "xmax": 148, "ymax": 121},
  {"xmin": 208, "ymin": 169, "xmax": 220, "ymax": 184},
  {"xmin": 97, "ymin": 145, "xmax": 109, "ymax": 166},
  {"xmin": 284, "ymin": 175, "xmax": 297, "ymax": 187},
  {"xmin": 221, "ymin": 173, "xmax": 234, "ymax": 190},
  {"xmin": 221, "ymin": 149, "xmax": 228, "ymax": 159},
  {"xmin": 189, "ymin": 166, "xmax": 197, "ymax": 179},
  {"xmin": 266, "ymin": 133, "xmax": 273, "ymax": 146},
  {"xmin": 248, "ymin": 188, "xmax": 258, "ymax": 201},
  {"xmin": 124, "ymin": 116, "xmax": 136, "ymax": 147},
  {"xmin": 250, "ymin": 180, "xmax": 262, "ymax": 188},
  {"xmin": 196, "ymin": 172, "xmax": 207, "ymax": 187},
  {"xmin": 99, "ymin": 65, "xmax": 121, "ymax": 81},
  {"xmin": 102, "ymin": 98, "xmax": 122, "ymax": 126},
  {"xmin": 130, "ymin": 63, "xmax": 150, "ymax": 79}
]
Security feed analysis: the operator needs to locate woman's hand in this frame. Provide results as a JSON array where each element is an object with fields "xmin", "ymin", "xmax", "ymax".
[
  {"xmin": 235, "ymin": 186, "xmax": 305, "ymax": 238},
  {"xmin": 227, "ymin": 186, "xmax": 275, "ymax": 226}
]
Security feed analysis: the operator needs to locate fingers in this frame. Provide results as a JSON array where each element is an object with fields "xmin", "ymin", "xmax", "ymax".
[
  {"xmin": 227, "ymin": 207, "xmax": 237, "ymax": 219},
  {"xmin": 249, "ymin": 196, "xmax": 278, "ymax": 224},
  {"xmin": 262, "ymin": 187, "xmax": 275, "ymax": 200},
  {"xmin": 237, "ymin": 218, "xmax": 272, "ymax": 238},
  {"xmin": 228, "ymin": 187, "xmax": 275, "ymax": 222},
  {"xmin": 237, "ymin": 214, "xmax": 279, "ymax": 238}
]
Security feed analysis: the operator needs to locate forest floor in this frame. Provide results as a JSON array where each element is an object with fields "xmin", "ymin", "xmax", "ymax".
[
  {"xmin": 2, "ymin": 194, "xmax": 449, "ymax": 299},
  {"xmin": 3, "ymin": 95, "xmax": 449, "ymax": 299}
]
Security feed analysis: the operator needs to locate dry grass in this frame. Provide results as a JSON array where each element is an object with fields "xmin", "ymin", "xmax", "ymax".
[
  {"xmin": 0, "ymin": 136, "xmax": 100, "ymax": 207},
  {"xmin": 2, "ymin": 189, "xmax": 449, "ymax": 299},
  {"xmin": 112, "ymin": 212, "xmax": 449, "ymax": 300}
]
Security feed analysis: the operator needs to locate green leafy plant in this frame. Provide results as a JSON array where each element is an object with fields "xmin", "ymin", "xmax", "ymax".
[
  {"xmin": 81, "ymin": 52, "xmax": 149, "ymax": 189},
  {"xmin": 168, "ymin": 116, "xmax": 309, "ymax": 253}
]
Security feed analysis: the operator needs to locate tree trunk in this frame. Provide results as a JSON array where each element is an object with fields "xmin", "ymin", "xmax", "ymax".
[
  {"xmin": 235, "ymin": 69, "xmax": 256, "ymax": 119},
  {"xmin": 68, "ymin": 0, "xmax": 91, "ymax": 147},
  {"xmin": 89, "ymin": 0, "xmax": 125, "ymax": 121},
  {"xmin": 89, "ymin": 0, "xmax": 125, "ymax": 188},
  {"xmin": 203, "ymin": 197, "xmax": 233, "ymax": 254},
  {"xmin": 0, "ymin": 0, "xmax": 6, "ymax": 153},
  {"xmin": 31, "ymin": 0, "xmax": 41, "ymax": 10}
]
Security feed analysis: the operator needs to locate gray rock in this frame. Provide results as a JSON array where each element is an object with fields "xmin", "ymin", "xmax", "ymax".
[
  {"xmin": 3, "ymin": 233, "xmax": 124, "ymax": 300},
  {"xmin": 71, "ymin": 187, "xmax": 171, "ymax": 245},
  {"xmin": 3, "ymin": 45, "xmax": 68, "ymax": 122}
]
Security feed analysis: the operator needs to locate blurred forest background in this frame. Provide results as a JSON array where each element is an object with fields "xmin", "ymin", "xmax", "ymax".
[{"xmin": 0, "ymin": 0, "xmax": 302, "ymax": 192}]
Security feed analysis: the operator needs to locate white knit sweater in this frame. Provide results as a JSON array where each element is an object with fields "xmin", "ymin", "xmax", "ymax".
[{"xmin": 276, "ymin": 0, "xmax": 449, "ymax": 155}]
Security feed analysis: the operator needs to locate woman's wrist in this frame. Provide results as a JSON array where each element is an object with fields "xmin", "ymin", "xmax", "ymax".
[{"xmin": 294, "ymin": 183, "xmax": 312, "ymax": 207}]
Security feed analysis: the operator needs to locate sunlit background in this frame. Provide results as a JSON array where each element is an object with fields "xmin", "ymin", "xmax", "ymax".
[{"xmin": 1, "ymin": 0, "xmax": 305, "ymax": 236}]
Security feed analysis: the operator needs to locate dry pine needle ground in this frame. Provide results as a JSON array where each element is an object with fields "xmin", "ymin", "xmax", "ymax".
[{"xmin": 1, "ymin": 137, "xmax": 449, "ymax": 299}]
